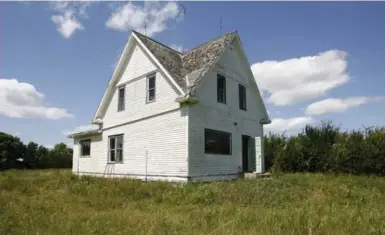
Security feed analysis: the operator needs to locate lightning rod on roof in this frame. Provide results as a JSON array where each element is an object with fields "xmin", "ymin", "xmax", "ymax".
[
  {"xmin": 144, "ymin": 23, "xmax": 147, "ymax": 36},
  {"xmin": 220, "ymin": 16, "xmax": 222, "ymax": 35}
]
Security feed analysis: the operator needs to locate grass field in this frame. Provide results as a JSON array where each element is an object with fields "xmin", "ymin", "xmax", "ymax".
[{"xmin": 1, "ymin": 170, "xmax": 385, "ymax": 235}]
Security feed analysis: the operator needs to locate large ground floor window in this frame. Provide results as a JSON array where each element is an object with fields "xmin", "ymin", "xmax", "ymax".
[
  {"xmin": 204, "ymin": 129, "xmax": 232, "ymax": 155},
  {"xmin": 108, "ymin": 134, "xmax": 124, "ymax": 163}
]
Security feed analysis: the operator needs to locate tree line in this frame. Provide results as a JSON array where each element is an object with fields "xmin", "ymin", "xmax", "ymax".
[
  {"xmin": 0, "ymin": 132, "xmax": 72, "ymax": 170},
  {"xmin": 2, "ymin": 121, "xmax": 385, "ymax": 175},
  {"xmin": 264, "ymin": 121, "xmax": 385, "ymax": 176}
]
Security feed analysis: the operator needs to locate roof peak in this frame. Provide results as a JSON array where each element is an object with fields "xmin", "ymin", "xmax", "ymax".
[
  {"xmin": 133, "ymin": 30, "xmax": 183, "ymax": 55},
  {"xmin": 183, "ymin": 30, "xmax": 238, "ymax": 54},
  {"xmin": 132, "ymin": 29, "xmax": 238, "ymax": 55}
]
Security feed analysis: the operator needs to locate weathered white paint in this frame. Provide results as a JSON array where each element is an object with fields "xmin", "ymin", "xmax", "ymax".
[
  {"xmin": 102, "ymin": 43, "xmax": 181, "ymax": 129},
  {"xmin": 73, "ymin": 109, "xmax": 189, "ymax": 182},
  {"xmin": 73, "ymin": 34, "xmax": 268, "ymax": 183},
  {"xmin": 255, "ymin": 136, "xmax": 263, "ymax": 173},
  {"xmin": 72, "ymin": 135, "xmax": 103, "ymax": 174},
  {"xmin": 188, "ymin": 40, "xmax": 265, "ymax": 180}
]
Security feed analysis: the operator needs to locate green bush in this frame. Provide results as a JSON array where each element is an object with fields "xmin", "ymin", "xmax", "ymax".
[{"xmin": 265, "ymin": 121, "xmax": 385, "ymax": 176}]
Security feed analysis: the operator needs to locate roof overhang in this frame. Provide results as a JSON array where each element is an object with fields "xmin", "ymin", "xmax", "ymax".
[
  {"xmin": 260, "ymin": 118, "xmax": 272, "ymax": 125},
  {"xmin": 67, "ymin": 129, "xmax": 102, "ymax": 139}
]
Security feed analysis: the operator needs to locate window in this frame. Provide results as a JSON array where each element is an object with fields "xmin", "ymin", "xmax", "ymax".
[
  {"xmin": 239, "ymin": 84, "xmax": 247, "ymax": 110},
  {"xmin": 108, "ymin": 135, "xmax": 124, "ymax": 163},
  {"xmin": 117, "ymin": 86, "xmax": 125, "ymax": 111},
  {"xmin": 204, "ymin": 129, "xmax": 231, "ymax": 155},
  {"xmin": 79, "ymin": 139, "xmax": 91, "ymax": 157},
  {"xmin": 147, "ymin": 74, "xmax": 156, "ymax": 102},
  {"xmin": 217, "ymin": 74, "xmax": 226, "ymax": 104}
]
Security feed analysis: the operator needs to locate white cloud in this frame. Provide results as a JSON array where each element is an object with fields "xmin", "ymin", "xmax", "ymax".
[
  {"xmin": 305, "ymin": 96, "xmax": 385, "ymax": 115},
  {"xmin": 251, "ymin": 50, "xmax": 350, "ymax": 106},
  {"xmin": 0, "ymin": 78, "xmax": 73, "ymax": 119},
  {"xmin": 106, "ymin": 1, "xmax": 183, "ymax": 37},
  {"xmin": 51, "ymin": 11, "xmax": 84, "ymax": 39},
  {"xmin": 50, "ymin": 2, "xmax": 93, "ymax": 38},
  {"xmin": 265, "ymin": 116, "xmax": 314, "ymax": 133},
  {"xmin": 169, "ymin": 44, "xmax": 184, "ymax": 53},
  {"xmin": 63, "ymin": 124, "xmax": 99, "ymax": 136}
]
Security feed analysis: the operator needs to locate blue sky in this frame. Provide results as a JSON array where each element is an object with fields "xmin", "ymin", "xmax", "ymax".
[{"xmin": 1, "ymin": 1, "xmax": 384, "ymax": 147}]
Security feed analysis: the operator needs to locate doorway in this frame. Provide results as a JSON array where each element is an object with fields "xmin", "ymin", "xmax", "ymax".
[{"xmin": 242, "ymin": 135, "xmax": 250, "ymax": 172}]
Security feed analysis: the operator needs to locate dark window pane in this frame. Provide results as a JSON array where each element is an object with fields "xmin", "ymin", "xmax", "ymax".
[
  {"xmin": 119, "ymin": 87, "xmax": 125, "ymax": 98},
  {"xmin": 118, "ymin": 86, "xmax": 125, "ymax": 111},
  {"xmin": 117, "ymin": 135, "xmax": 123, "ymax": 149},
  {"xmin": 217, "ymin": 74, "xmax": 226, "ymax": 103},
  {"xmin": 204, "ymin": 129, "xmax": 231, "ymax": 155},
  {"xmin": 116, "ymin": 149, "xmax": 123, "ymax": 162},
  {"xmin": 80, "ymin": 139, "xmax": 91, "ymax": 156},
  {"xmin": 148, "ymin": 76, "xmax": 155, "ymax": 89},
  {"xmin": 147, "ymin": 75, "xmax": 156, "ymax": 102},
  {"xmin": 110, "ymin": 150, "xmax": 115, "ymax": 162},
  {"xmin": 148, "ymin": 89, "xmax": 155, "ymax": 101},
  {"xmin": 239, "ymin": 84, "xmax": 246, "ymax": 110},
  {"xmin": 109, "ymin": 138, "xmax": 115, "ymax": 150}
]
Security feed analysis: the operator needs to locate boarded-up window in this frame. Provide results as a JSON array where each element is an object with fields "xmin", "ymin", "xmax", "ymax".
[
  {"xmin": 79, "ymin": 139, "xmax": 91, "ymax": 156},
  {"xmin": 217, "ymin": 74, "xmax": 226, "ymax": 104},
  {"xmin": 239, "ymin": 84, "xmax": 247, "ymax": 110},
  {"xmin": 117, "ymin": 86, "xmax": 125, "ymax": 111},
  {"xmin": 108, "ymin": 135, "xmax": 123, "ymax": 163},
  {"xmin": 204, "ymin": 129, "xmax": 231, "ymax": 155}
]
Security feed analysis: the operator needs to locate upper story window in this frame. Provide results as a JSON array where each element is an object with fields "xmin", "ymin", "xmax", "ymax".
[
  {"xmin": 147, "ymin": 74, "xmax": 156, "ymax": 103},
  {"xmin": 117, "ymin": 86, "xmax": 125, "ymax": 111},
  {"xmin": 239, "ymin": 84, "xmax": 247, "ymax": 110},
  {"xmin": 217, "ymin": 74, "xmax": 226, "ymax": 104},
  {"xmin": 79, "ymin": 139, "xmax": 91, "ymax": 157}
]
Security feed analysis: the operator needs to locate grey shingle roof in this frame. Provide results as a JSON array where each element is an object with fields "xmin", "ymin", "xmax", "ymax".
[{"xmin": 134, "ymin": 30, "xmax": 237, "ymax": 93}]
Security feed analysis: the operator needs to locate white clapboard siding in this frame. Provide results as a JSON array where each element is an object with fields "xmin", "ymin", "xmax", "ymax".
[
  {"xmin": 102, "ymin": 43, "xmax": 180, "ymax": 129},
  {"xmin": 188, "ymin": 40, "xmax": 265, "ymax": 180},
  {"xmin": 75, "ymin": 109, "xmax": 188, "ymax": 181},
  {"xmin": 72, "ymin": 135, "xmax": 103, "ymax": 174}
]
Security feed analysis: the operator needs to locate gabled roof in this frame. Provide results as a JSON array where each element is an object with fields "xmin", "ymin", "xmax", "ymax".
[
  {"xmin": 93, "ymin": 30, "xmax": 270, "ymax": 123},
  {"xmin": 134, "ymin": 30, "xmax": 237, "ymax": 92}
]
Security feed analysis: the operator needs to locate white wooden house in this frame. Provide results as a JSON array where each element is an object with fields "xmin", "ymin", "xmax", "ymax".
[{"xmin": 68, "ymin": 30, "xmax": 271, "ymax": 182}]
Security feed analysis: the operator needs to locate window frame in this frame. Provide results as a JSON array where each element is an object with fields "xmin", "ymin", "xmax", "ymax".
[
  {"xmin": 239, "ymin": 84, "xmax": 247, "ymax": 111},
  {"xmin": 108, "ymin": 134, "xmax": 124, "ymax": 163},
  {"xmin": 79, "ymin": 139, "xmax": 91, "ymax": 157},
  {"xmin": 204, "ymin": 128, "xmax": 232, "ymax": 155},
  {"xmin": 146, "ymin": 73, "xmax": 156, "ymax": 103},
  {"xmin": 117, "ymin": 85, "xmax": 125, "ymax": 112},
  {"xmin": 217, "ymin": 74, "xmax": 227, "ymax": 104}
]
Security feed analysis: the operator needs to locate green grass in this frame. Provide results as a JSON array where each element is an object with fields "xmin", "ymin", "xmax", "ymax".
[{"xmin": 1, "ymin": 170, "xmax": 385, "ymax": 235}]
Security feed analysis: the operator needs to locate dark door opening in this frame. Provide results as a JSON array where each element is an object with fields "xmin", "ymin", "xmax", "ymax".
[{"xmin": 242, "ymin": 135, "xmax": 250, "ymax": 172}]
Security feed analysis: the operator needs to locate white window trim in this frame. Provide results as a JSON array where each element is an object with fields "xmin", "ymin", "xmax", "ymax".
[
  {"xmin": 108, "ymin": 134, "xmax": 124, "ymax": 163},
  {"xmin": 117, "ymin": 85, "xmax": 125, "ymax": 112},
  {"xmin": 239, "ymin": 84, "xmax": 247, "ymax": 111},
  {"xmin": 146, "ymin": 73, "xmax": 156, "ymax": 103},
  {"xmin": 217, "ymin": 74, "xmax": 227, "ymax": 104}
]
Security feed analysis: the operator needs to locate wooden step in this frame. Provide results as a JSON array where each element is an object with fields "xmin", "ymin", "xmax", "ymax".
[{"xmin": 243, "ymin": 172, "xmax": 272, "ymax": 179}]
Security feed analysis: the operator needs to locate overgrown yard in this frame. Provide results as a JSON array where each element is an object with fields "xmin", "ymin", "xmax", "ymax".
[{"xmin": 1, "ymin": 170, "xmax": 384, "ymax": 235}]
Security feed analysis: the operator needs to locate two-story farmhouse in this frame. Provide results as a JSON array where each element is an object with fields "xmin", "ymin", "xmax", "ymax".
[{"xmin": 68, "ymin": 30, "xmax": 271, "ymax": 182}]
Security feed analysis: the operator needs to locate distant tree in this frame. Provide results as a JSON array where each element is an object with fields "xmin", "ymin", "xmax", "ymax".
[
  {"xmin": 0, "ymin": 132, "xmax": 25, "ymax": 170},
  {"xmin": 48, "ymin": 143, "xmax": 73, "ymax": 168},
  {"xmin": 24, "ymin": 141, "xmax": 39, "ymax": 163}
]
